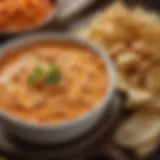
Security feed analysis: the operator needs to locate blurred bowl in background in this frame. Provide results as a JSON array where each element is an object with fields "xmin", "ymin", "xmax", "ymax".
[{"xmin": 0, "ymin": 0, "xmax": 57, "ymax": 37}]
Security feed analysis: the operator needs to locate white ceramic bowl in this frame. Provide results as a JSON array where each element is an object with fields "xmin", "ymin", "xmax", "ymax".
[{"xmin": 0, "ymin": 33, "xmax": 116, "ymax": 144}]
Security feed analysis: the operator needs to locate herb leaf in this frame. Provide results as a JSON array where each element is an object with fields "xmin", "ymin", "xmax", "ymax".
[
  {"xmin": 29, "ymin": 67, "xmax": 44, "ymax": 85},
  {"xmin": 45, "ymin": 64, "xmax": 61, "ymax": 84}
]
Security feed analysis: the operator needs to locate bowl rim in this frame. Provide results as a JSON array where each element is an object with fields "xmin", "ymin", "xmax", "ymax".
[
  {"xmin": 0, "ymin": 0, "xmax": 58, "ymax": 35},
  {"xmin": 0, "ymin": 32, "xmax": 116, "ymax": 129}
]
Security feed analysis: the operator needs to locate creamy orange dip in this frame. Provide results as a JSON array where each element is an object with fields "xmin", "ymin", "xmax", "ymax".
[{"xmin": 0, "ymin": 41, "xmax": 108, "ymax": 124}]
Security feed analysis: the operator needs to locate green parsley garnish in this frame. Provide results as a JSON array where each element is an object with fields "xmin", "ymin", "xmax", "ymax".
[
  {"xmin": 29, "ymin": 67, "xmax": 44, "ymax": 85},
  {"xmin": 28, "ymin": 64, "xmax": 61, "ymax": 85},
  {"xmin": 45, "ymin": 64, "xmax": 61, "ymax": 84}
]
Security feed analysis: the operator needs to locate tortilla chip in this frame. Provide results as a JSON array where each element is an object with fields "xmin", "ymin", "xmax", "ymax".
[{"xmin": 114, "ymin": 112, "xmax": 160, "ymax": 148}]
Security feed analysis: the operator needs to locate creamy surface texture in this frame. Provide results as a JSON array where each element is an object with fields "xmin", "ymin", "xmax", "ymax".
[{"xmin": 0, "ymin": 41, "xmax": 108, "ymax": 124}]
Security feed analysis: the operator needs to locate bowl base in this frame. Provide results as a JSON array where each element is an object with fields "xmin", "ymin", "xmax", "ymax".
[{"xmin": 0, "ymin": 92, "xmax": 131, "ymax": 160}]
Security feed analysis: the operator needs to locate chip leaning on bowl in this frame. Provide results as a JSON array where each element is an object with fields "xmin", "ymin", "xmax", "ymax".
[{"xmin": 75, "ymin": 1, "xmax": 160, "ymax": 158}]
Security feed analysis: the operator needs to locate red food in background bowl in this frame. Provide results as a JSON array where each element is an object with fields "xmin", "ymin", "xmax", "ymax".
[{"xmin": 0, "ymin": 0, "xmax": 56, "ymax": 34}]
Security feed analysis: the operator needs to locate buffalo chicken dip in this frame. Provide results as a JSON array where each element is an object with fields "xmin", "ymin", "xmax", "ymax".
[{"xmin": 0, "ymin": 41, "xmax": 108, "ymax": 124}]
